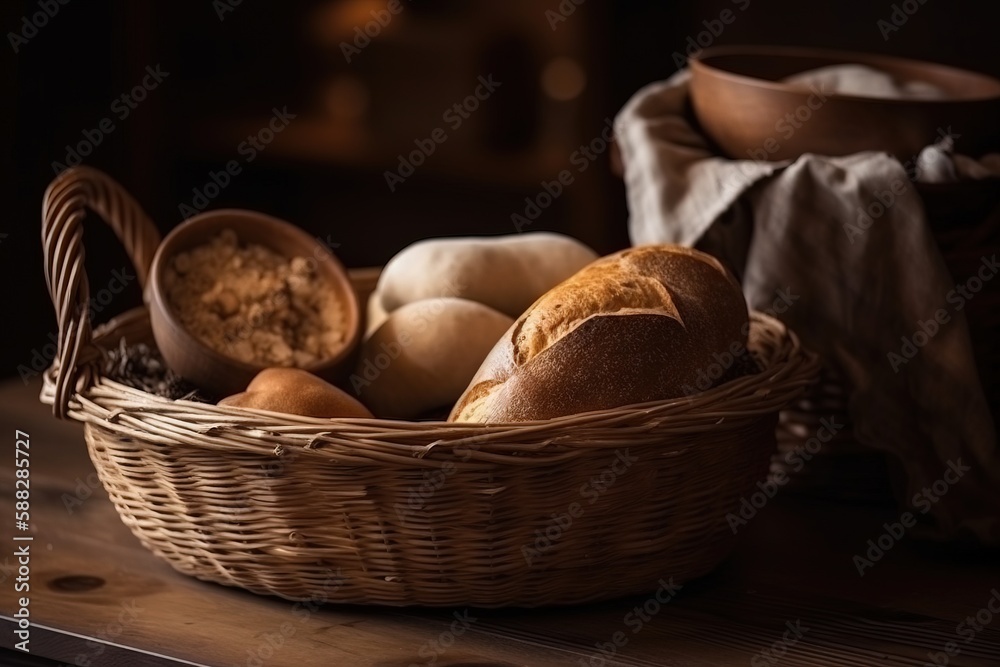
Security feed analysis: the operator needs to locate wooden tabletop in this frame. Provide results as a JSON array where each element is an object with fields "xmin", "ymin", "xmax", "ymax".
[{"xmin": 1, "ymin": 377, "xmax": 998, "ymax": 667}]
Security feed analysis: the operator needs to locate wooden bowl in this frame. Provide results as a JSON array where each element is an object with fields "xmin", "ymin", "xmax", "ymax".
[
  {"xmin": 689, "ymin": 45, "xmax": 1000, "ymax": 161},
  {"xmin": 147, "ymin": 210, "xmax": 361, "ymax": 398}
]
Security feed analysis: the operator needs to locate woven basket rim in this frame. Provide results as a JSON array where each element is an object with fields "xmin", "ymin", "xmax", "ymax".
[{"xmin": 40, "ymin": 306, "xmax": 819, "ymax": 464}]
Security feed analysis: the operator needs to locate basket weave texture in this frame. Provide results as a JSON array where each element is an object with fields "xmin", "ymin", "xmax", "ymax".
[{"xmin": 40, "ymin": 167, "xmax": 819, "ymax": 606}]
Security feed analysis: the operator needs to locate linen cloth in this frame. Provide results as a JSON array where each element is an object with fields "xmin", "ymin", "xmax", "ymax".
[{"xmin": 615, "ymin": 69, "xmax": 1000, "ymax": 543}]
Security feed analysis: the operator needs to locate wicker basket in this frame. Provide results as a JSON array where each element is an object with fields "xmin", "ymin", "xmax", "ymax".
[{"xmin": 40, "ymin": 167, "xmax": 819, "ymax": 607}]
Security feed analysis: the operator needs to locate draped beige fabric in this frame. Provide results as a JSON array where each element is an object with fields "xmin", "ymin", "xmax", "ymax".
[{"xmin": 616, "ymin": 70, "xmax": 1000, "ymax": 544}]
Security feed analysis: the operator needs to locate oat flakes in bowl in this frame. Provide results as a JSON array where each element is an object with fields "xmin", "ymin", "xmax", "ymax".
[{"xmin": 147, "ymin": 210, "xmax": 360, "ymax": 397}]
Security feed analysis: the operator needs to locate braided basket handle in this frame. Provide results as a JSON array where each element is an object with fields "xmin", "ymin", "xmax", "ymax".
[{"xmin": 42, "ymin": 166, "xmax": 162, "ymax": 418}]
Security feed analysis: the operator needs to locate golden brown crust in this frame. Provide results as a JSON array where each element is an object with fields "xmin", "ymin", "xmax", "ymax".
[
  {"xmin": 449, "ymin": 245, "xmax": 749, "ymax": 422},
  {"xmin": 220, "ymin": 368, "xmax": 373, "ymax": 419}
]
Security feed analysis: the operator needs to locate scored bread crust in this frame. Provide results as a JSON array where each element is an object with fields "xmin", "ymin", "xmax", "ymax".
[{"xmin": 448, "ymin": 245, "xmax": 749, "ymax": 422}]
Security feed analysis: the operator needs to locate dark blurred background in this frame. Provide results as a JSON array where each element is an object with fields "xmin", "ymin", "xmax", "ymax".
[{"xmin": 3, "ymin": 0, "xmax": 1000, "ymax": 380}]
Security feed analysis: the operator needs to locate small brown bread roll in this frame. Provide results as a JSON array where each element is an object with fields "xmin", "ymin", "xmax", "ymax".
[
  {"xmin": 219, "ymin": 368, "xmax": 373, "ymax": 419},
  {"xmin": 352, "ymin": 297, "xmax": 514, "ymax": 419},
  {"xmin": 375, "ymin": 232, "xmax": 599, "ymax": 318},
  {"xmin": 449, "ymin": 245, "xmax": 749, "ymax": 422}
]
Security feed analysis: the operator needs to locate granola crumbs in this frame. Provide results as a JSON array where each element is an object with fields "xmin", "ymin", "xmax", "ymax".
[{"xmin": 164, "ymin": 229, "xmax": 345, "ymax": 366}]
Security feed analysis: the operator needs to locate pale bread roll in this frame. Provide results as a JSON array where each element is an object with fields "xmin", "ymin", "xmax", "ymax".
[
  {"xmin": 375, "ymin": 233, "xmax": 598, "ymax": 318},
  {"xmin": 365, "ymin": 290, "xmax": 390, "ymax": 340},
  {"xmin": 449, "ymin": 245, "xmax": 750, "ymax": 422},
  {"xmin": 353, "ymin": 297, "xmax": 514, "ymax": 419}
]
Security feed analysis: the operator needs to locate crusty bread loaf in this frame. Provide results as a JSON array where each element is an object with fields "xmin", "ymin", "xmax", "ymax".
[
  {"xmin": 353, "ymin": 297, "xmax": 514, "ymax": 419},
  {"xmin": 375, "ymin": 232, "xmax": 598, "ymax": 318},
  {"xmin": 219, "ymin": 368, "xmax": 373, "ymax": 419},
  {"xmin": 449, "ymin": 245, "xmax": 750, "ymax": 422}
]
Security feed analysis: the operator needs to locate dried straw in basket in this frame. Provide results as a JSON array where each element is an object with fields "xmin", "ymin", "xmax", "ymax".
[{"xmin": 40, "ymin": 167, "xmax": 819, "ymax": 606}]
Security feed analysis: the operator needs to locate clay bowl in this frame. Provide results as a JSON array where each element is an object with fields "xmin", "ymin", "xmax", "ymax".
[
  {"xmin": 689, "ymin": 45, "xmax": 1000, "ymax": 161},
  {"xmin": 147, "ymin": 210, "xmax": 361, "ymax": 398}
]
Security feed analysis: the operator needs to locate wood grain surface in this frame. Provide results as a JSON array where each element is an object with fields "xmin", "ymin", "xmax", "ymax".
[{"xmin": 0, "ymin": 377, "xmax": 998, "ymax": 666}]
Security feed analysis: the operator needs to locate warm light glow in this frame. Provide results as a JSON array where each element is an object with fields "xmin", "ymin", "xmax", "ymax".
[
  {"xmin": 324, "ymin": 76, "xmax": 370, "ymax": 121},
  {"xmin": 313, "ymin": 0, "xmax": 396, "ymax": 42},
  {"xmin": 541, "ymin": 57, "xmax": 586, "ymax": 101}
]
